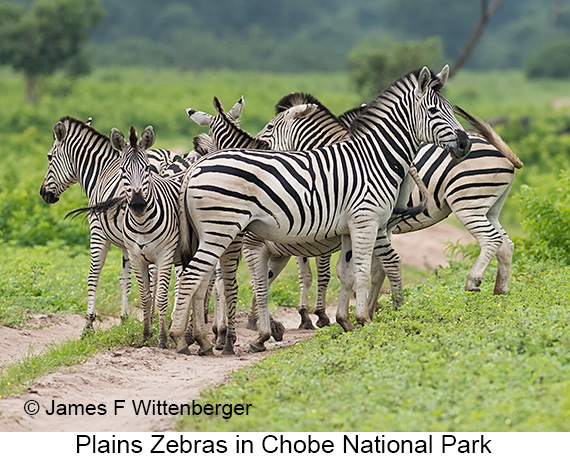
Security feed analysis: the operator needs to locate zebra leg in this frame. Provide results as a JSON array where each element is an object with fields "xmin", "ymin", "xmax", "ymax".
[
  {"xmin": 218, "ymin": 235, "xmax": 243, "ymax": 355},
  {"xmin": 367, "ymin": 256, "xmax": 387, "ymax": 319},
  {"xmin": 170, "ymin": 262, "xmax": 215, "ymax": 355},
  {"xmin": 131, "ymin": 259, "xmax": 153, "ymax": 343},
  {"xmin": 83, "ymin": 236, "xmax": 111, "ymax": 336},
  {"xmin": 494, "ymin": 230, "xmax": 514, "ymax": 295},
  {"xmin": 266, "ymin": 257, "xmax": 288, "ymax": 341},
  {"xmin": 336, "ymin": 235, "xmax": 355, "ymax": 332},
  {"xmin": 211, "ymin": 267, "xmax": 228, "ymax": 350},
  {"xmin": 119, "ymin": 251, "xmax": 132, "ymax": 323},
  {"xmin": 372, "ymin": 233, "xmax": 404, "ymax": 311},
  {"xmin": 351, "ymin": 221, "xmax": 379, "ymax": 326},
  {"xmin": 456, "ymin": 212, "xmax": 504, "ymax": 292},
  {"xmin": 154, "ymin": 263, "xmax": 173, "ymax": 349},
  {"xmin": 243, "ymin": 240, "xmax": 272, "ymax": 353},
  {"xmin": 314, "ymin": 254, "xmax": 332, "ymax": 328},
  {"xmin": 295, "ymin": 256, "xmax": 315, "ymax": 330}
]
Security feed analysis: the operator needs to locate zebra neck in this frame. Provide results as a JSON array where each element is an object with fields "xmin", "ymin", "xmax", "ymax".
[{"xmin": 69, "ymin": 125, "xmax": 120, "ymax": 199}]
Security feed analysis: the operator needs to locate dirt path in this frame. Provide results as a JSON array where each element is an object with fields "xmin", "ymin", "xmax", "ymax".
[{"xmin": 0, "ymin": 222, "xmax": 471, "ymax": 432}]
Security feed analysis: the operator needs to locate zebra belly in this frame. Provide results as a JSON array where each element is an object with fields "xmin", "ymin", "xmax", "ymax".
[{"xmin": 264, "ymin": 237, "xmax": 342, "ymax": 258}]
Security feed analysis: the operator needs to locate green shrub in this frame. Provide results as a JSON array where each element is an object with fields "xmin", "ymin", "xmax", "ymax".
[
  {"xmin": 515, "ymin": 170, "xmax": 570, "ymax": 263},
  {"xmin": 525, "ymin": 40, "xmax": 570, "ymax": 79},
  {"xmin": 348, "ymin": 36, "xmax": 445, "ymax": 100}
]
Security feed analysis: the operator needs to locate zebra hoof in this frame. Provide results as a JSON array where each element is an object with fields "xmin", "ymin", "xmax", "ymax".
[
  {"xmin": 298, "ymin": 310, "xmax": 315, "ymax": 330},
  {"xmin": 177, "ymin": 347, "xmax": 191, "ymax": 355},
  {"xmin": 247, "ymin": 342, "xmax": 266, "ymax": 353},
  {"xmin": 315, "ymin": 311, "xmax": 330, "ymax": 328},
  {"xmin": 271, "ymin": 319, "xmax": 285, "ymax": 341},
  {"xmin": 221, "ymin": 345, "xmax": 235, "ymax": 356},
  {"xmin": 198, "ymin": 347, "xmax": 214, "ymax": 356},
  {"xmin": 337, "ymin": 319, "xmax": 354, "ymax": 333},
  {"xmin": 158, "ymin": 341, "xmax": 167, "ymax": 349}
]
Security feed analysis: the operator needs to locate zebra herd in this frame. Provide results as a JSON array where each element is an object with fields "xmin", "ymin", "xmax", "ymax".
[{"xmin": 39, "ymin": 65, "xmax": 522, "ymax": 355}]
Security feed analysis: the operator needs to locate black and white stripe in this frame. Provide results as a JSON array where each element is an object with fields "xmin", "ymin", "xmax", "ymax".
[{"xmin": 171, "ymin": 65, "xmax": 470, "ymax": 355}]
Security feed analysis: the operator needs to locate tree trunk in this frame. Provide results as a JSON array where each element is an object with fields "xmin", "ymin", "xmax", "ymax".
[{"xmin": 450, "ymin": 0, "xmax": 506, "ymax": 78}]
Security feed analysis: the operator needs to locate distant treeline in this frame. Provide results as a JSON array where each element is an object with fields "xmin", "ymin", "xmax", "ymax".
[{"xmin": 83, "ymin": 0, "xmax": 570, "ymax": 72}]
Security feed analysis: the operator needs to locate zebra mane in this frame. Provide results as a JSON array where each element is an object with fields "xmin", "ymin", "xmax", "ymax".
[
  {"xmin": 274, "ymin": 92, "xmax": 347, "ymax": 134},
  {"xmin": 337, "ymin": 105, "xmax": 367, "ymax": 130},
  {"xmin": 349, "ymin": 68, "xmax": 440, "ymax": 137},
  {"xmin": 275, "ymin": 92, "xmax": 322, "ymax": 114},
  {"xmin": 129, "ymin": 126, "xmax": 138, "ymax": 147},
  {"xmin": 58, "ymin": 116, "xmax": 110, "ymax": 143}
]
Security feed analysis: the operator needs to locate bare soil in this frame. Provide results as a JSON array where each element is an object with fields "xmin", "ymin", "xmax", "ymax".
[{"xmin": 0, "ymin": 223, "xmax": 471, "ymax": 432}]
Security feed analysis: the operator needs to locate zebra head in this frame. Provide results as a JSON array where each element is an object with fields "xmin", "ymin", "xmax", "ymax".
[
  {"xmin": 40, "ymin": 118, "xmax": 77, "ymax": 204},
  {"xmin": 255, "ymin": 101, "xmax": 319, "ymax": 150},
  {"xmin": 413, "ymin": 65, "xmax": 471, "ymax": 160},
  {"xmin": 110, "ymin": 125, "xmax": 156, "ymax": 217},
  {"xmin": 188, "ymin": 96, "xmax": 269, "ymax": 151}
]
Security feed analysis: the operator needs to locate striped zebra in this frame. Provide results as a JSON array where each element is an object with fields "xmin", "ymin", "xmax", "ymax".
[
  {"xmin": 105, "ymin": 126, "xmax": 186, "ymax": 348},
  {"xmin": 171, "ymin": 65, "xmax": 471, "ymax": 355},
  {"xmin": 40, "ymin": 117, "xmax": 189, "ymax": 333},
  {"xmin": 338, "ymin": 104, "xmax": 522, "ymax": 303}
]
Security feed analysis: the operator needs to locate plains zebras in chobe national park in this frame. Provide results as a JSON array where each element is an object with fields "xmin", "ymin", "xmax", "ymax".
[
  {"xmin": 339, "ymin": 103, "xmax": 523, "ymax": 300},
  {"xmin": 40, "ymin": 117, "xmax": 190, "ymax": 334},
  {"xmin": 171, "ymin": 65, "xmax": 471, "ymax": 355}
]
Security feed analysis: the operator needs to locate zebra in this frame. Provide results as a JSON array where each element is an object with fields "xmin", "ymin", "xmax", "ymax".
[
  {"xmin": 338, "ymin": 104, "xmax": 522, "ymax": 303},
  {"xmin": 102, "ymin": 125, "xmax": 186, "ymax": 349},
  {"xmin": 40, "ymin": 116, "xmax": 189, "ymax": 333},
  {"xmin": 171, "ymin": 65, "xmax": 471, "ymax": 355}
]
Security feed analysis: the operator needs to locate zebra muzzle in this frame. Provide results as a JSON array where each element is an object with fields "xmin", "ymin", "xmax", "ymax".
[
  {"xmin": 129, "ymin": 190, "xmax": 147, "ymax": 215},
  {"xmin": 40, "ymin": 186, "xmax": 59, "ymax": 204},
  {"xmin": 447, "ymin": 129, "xmax": 471, "ymax": 161}
]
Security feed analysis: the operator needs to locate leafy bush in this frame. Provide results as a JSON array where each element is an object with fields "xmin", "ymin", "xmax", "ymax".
[
  {"xmin": 515, "ymin": 170, "xmax": 570, "ymax": 263},
  {"xmin": 348, "ymin": 36, "xmax": 445, "ymax": 100},
  {"xmin": 525, "ymin": 40, "xmax": 570, "ymax": 79}
]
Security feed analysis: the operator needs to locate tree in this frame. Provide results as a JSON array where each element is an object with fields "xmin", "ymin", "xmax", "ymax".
[
  {"xmin": 450, "ymin": 0, "xmax": 505, "ymax": 77},
  {"xmin": 0, "ymin": 0, "xmax": 103, "ymax": 103}
]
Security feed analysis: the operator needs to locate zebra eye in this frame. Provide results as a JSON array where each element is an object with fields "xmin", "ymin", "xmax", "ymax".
[
  {"xmin": 265, "ymin": 124, "xmax": 274, "ymax": 131},
  {"xmin": 428, "ymin": 107, "xmax": 439, "ymax": 116}
]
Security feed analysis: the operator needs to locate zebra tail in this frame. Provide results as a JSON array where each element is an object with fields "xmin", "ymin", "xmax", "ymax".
[
  {"xmin": 454, "ymin": 105, "xmax": 524, "ymax": 169},
  {"xmin": 65, "ymin": 196, "xmax": 127, "ymax": 220},
  {"xmin": 178, "ymin": 171, "xmax": 198, "ymax": 270}
]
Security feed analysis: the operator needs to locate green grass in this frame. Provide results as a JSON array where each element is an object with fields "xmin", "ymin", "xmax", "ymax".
[{"xmin": 176, "ymin": 257, "xmax": 570, "ymax": 432}]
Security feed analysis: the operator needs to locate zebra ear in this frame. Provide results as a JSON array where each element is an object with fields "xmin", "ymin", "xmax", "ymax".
[
  {"xmin": 54, "ymin": 121, "xmax": 67, "ymax": 142},
  {"xmin": 212, "ymin": 96, "xmax": 225, "ymax": 117},
  {"xmin": 186, "ymin": 108, "xmax": 214, "ymax": 126},
  {"xmin": 415, "ymin": 66, "xmax": 432, "ymax": 98},
  {"xmin": 289, "ymin": 103, "xmax": 318, "ymax": 119},
  {"xmin": 435, "ymin": 64, "xmax": 449, "ymax": 89},
  {"xmin": 140, "ymin": 126, "xmax": 156, "ymax": 150},
  {"xmin": 228, "ymin": 96, "xmax": 244, "ymax": 120},
  {"xmin": 109, "ymin": 128, "xmax": 127, "ymax": 152}
]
